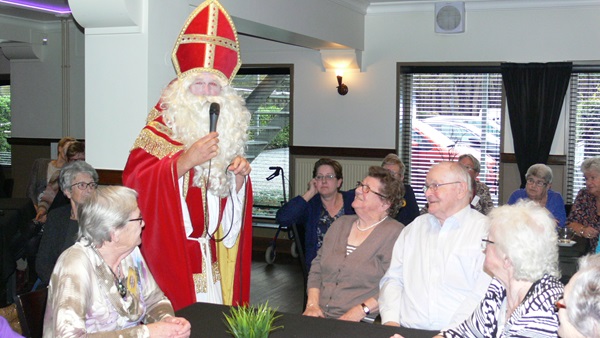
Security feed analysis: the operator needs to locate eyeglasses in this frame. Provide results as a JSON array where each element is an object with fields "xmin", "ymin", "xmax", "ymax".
[
  {"xmin": 128, "ymin": 217, "xmax": 143, "ymax": 225},
  {"xmin": 315, "ymin": 174, "xmax": 337, "ymax": 181},
  {"xmin": 462, "ymin": 165, "xmax": 475, "ymax": 172},
  {"xmin": 554, "ymin": 299, "xmax": 566, "ymax": 312},
  {"xmin": 481, "ymin": 238, "xmax": 495, "ymax": 250},
  {"xmin": 422, "ymin": 181, "xmax": 461, "ymax": 193},
  {"xmin": 526, "ymin": 178, "xmax": 548, "ymax": 187},
  {"xmin": 70, "ymin": 182, "xmax": 98, "ymax": 190},
  {"xmin": 355, "ymin": 181, "xmax": 388, "ymax": 199}
]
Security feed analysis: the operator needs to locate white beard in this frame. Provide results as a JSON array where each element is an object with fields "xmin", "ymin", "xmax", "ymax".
[{"xmin": 161, "ymin": 79, "xmax": 250, "ymax": 197}]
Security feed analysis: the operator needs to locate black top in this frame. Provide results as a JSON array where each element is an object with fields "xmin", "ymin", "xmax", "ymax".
[{"xmin": 35, "ymin": 204, "xmax": 78, "ymax": 286}]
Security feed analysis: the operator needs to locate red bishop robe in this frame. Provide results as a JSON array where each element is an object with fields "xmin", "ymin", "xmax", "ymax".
[{"xmin": 123, "ymin": 110, "xmax": 253, "ymax": 311}]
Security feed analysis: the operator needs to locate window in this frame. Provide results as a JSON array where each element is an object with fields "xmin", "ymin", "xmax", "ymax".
[
  {"xmin": 0, "ymin": 85, "xmax": 10, "ymax": 166},
  {"xmin": 399, "ymin": 66, "xmax": 502, "ymax": 208},
  {"xmin": 231, "ymin": 67, "xmax": 291, "ymax": 218},
  {"xmin": 566, "ymin": 70, "xmax": 600, "ymax": 203}
]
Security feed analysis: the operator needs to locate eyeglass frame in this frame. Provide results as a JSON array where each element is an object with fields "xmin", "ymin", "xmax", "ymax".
[
  {"xmin": 128, "ymin": 217, "xmax": 143, "ymax": 225},
  {"xmin": 70, "ymin": 181, "xmax": 99, "ymax": 190},
  {"xmin": 526, "ymin": 177, "xmax": 548, "ymax": 188},
  {"xmin": 481, "ymin": 238, "xmax": 495, "ymax": 250},
  {"xmin": 315, "ymin": 174, "xmax": 337, "ymax": 181},
  {"xmin": 422, "ymin": 181, "xmax": 461, "ymax": 194},
  {"xmin": 355, "ymin": 181, "xmax": 388, "ymax": 199},
  {"xmin": 554, "ymin": 299, "xmax": 566, "ymax": 312}
]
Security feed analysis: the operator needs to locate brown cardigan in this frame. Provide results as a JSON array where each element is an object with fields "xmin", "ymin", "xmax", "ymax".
[{"xmin": 307, "ymin": 214, "xmax": 404, "ymax": 318}]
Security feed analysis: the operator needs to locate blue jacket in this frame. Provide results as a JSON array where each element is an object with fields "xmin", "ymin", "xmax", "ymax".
[
  {"xmin": 276, "ymin": 190, "xmax": 355, "ymax": 270},
  {"xmin": 507, "ymin": 189, "xmax": 566, "ymax": 228},
  {"xmin": 395, "ymin": 184, "xmax": 420, "ymax": 226}
]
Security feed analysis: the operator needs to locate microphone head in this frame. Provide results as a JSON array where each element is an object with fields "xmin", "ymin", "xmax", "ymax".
[{"xmin": 210, "ymin": 102, "xmax": 220, "ymax": 115}]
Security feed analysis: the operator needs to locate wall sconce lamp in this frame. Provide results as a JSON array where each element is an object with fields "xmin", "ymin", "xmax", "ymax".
[
  {"xmin": 320, "ymin": 49, "xmax": 362, "ymax": 96},
  {"xmin": 336, "ymin": 74, "xmax": 348, "ymax": 96}
]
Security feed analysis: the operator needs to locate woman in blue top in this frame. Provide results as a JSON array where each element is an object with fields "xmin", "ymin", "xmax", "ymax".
[
  {"xmin": 276, "ymin": 158, "xmax": 355, "ymax": 270},
  {"xmin": 507, "ymin": 163, "xmax": 566, "ymax": 228}
]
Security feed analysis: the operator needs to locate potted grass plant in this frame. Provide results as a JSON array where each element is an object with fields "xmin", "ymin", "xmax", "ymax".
[{"xmin": 223, "ymin": 302, "xmax": 283, "ymax": 338}]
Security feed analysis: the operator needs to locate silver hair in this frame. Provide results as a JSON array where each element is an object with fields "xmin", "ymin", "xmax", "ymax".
[
  {"xmin": 567, "ymin": 254, "xmax": 600, "ymax": 337},
  {"xmin": 59, "ymin": 161, "xmax": 99, "ymax": 193},
  {"xmin": 489, "ymin": 200, "xmax": 560, "ymax": 281},
  {"xmin": 526, "ymin": 163, "xmax": 553, "ymax": 184},
  {"xmin": 446, "ymin": 161, "xmax": 472, "ymax": 196},
  {"xmin": 458, "ymin": 153, "xmax": 481, "ymax": 173},
  {"xmin": 581, "ymin": 157, "xmax": 600, "ymax": 176},
  {"xmin": 78, "ymin": 186, "xmax": 138, "ymax": 247}
]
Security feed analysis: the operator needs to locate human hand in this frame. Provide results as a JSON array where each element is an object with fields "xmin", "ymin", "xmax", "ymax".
[
  {"xmin": 35, "ymin": 209, "xmax": 47, "ymax": 223},
  {"xmin": 582, "ymin": 226, "xmax": 600, "ymax": 239},
  {"xmin": 147, "ymin": 317, "xmax": 191, "ymax": 338},
  {"xmin": 177, "ymin": 132, "xmax": 219, "ymax": 177},
  {"xmin": 383, "ymin": 321, "xmax": 401, "ymax": 327},
  {"xmin": 338, "ymin": 305, "xmax": 366, "ymax": 322},
  {"xmin": 302, "ymin": 304, "xmax": 325, "ymax": 318},
  {"xmin": 227, "ymin": 156, "xmax": 251, "ymax": 177},
  {"xmin": 302, "ymin": 179, "xmax": 318, "ymax": 202}
]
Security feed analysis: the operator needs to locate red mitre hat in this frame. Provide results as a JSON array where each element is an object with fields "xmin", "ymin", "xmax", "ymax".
[{"xmin": 172, "ymin": 0, "xmax": 241, "ymax": 83}]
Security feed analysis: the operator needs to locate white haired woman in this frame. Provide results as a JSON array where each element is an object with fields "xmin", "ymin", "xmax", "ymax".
[
  {"xmin": 508, "ymin": 163, "xmax": 566, "ymax": 228},
  {"xmin": 438, "ymin": 200, "xmax": 563, "ymax": 337},
  {"xmin": 43, "ymin": 186, "xmax": 191, "ymax": 337},
  {"xmin": 557, "ymin": 254, "xmax": 600, "ymax": 338},
  {"xmin": 567, "ymin": 157, "xmax": 600, "ymax": 253}
]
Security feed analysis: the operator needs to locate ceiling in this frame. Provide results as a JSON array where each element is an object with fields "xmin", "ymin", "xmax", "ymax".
[
  {"xmin": 0, "ymin": 0, "xmax": 409, "ymax": 22},
  {"xmin": 0, "ymin": 0, "xmax": 70, "ymax": 21}
]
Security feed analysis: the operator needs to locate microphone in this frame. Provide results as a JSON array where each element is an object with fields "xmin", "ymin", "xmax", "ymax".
[{"xmin": 209, "ymin": 102, "xmax": 220, "ymax": 132}]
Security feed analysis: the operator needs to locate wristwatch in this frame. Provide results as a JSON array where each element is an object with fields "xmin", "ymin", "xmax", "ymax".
[{"xmin": 361, "ymin": 303, "xmax": 370, "ymax": 315}]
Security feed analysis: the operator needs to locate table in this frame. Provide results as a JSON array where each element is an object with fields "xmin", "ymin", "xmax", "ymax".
[
  {"xmin": 558, "ymin": 235, "xmax": 589, "ymax": 284},
  {"xmin": 0, "ymin": 198, "xmax": 36, "ymax": 306},
  {"xmin": 176, "ymin": 302, "xmax": 439, "ymax": 338}
]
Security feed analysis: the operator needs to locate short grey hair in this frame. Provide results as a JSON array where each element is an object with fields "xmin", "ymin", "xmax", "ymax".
[
  {"xmin": 490, "ymin": 200, "xmax": 560, "ymax": 281},
  {"xmin": 447, "ymin": 161, "xmax": 472, "ymax": 196},
  {"xmin": 525, "ymin": 163, "xmax": 553, "ymax": 184},
  {"xmin": 567, "ymin": 254, "xmax": 600, "ymax": 337},
  {"xmin": 78, "ymin": 186, "xmax": 138, "ymax": 247},
  {"xmin": 381, "ymin": 153, "xmax": 406, "ymax": 176},
  {"xmin": 59, "ymin": 161, "xmax": 99, "ymax": 193},
  {"xmin": 581, "ymin": 157, "xmax": 600, "ymax": 176},
  {"xmin": 458, "ymin": 153, "xmax": 480, "ymax": 173}
]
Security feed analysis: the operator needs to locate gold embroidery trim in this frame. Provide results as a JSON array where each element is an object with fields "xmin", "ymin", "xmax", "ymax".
[
  {"xmin": 192, "ymin": 261, "xmax": 221, "ymax": 294},
  {"xmin": 130, "ymin": 125, "xmax": 183, "ymax": 160}
]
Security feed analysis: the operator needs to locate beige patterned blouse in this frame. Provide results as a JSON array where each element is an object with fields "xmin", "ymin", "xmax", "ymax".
[{"xmin": 43, "ymin": 240, "xmax": 174, "ymax": 337}]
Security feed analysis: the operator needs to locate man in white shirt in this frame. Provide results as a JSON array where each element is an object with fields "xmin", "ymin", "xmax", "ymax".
[{"xmin": 379, "ymin": 161, "xmax": 491, "ymax": 330}]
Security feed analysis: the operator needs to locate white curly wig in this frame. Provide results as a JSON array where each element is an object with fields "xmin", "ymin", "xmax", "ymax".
[{"xmin": 160, "ymin": 74, "xmax": 250, "ymax": 197}]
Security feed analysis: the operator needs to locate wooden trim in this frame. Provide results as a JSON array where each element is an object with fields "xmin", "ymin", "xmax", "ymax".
[
  {"xmin": 290, "ymin": 146, "xmax": 395, "ymax": 159},
  {"xmin": 500, "ymin": 153, "xmax": 566, "ymax": 165},
  {"xmin": 97, "ymin": 169, "xmax": 123, "ymax": 185},
  {"xmin": 8, "ymin": 137, "xmax": 86, "ymax": 146}
]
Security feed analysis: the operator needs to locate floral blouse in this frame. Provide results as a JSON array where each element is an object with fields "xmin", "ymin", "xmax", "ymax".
[
  {"xmin": 43, "ymin": 240, "xmax": 174, "ymax": 337},
  {"xmin": 567, "ymin": 188, "xmax": 600, "ymax": 253}
]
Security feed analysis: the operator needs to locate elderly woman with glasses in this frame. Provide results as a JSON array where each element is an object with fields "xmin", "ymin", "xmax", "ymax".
[
  {"xmin": 304, "ymin": 166, "xmax": 404, "ymax": 321},
  {"xmin": 557, "ymin": 254, "xmax": 600, "ymax": 338},
  {"xmin": 433, "ymin": 200, "xmax": 563, "ymax": 337},
  {"xmin": 43, "ymin": 186, "xmax": 191, "ymax": 337},
  {"xmin": 567, "ymin": 157, "xmax": 600, "ymax": 253},
  {"xmin": 276, "ymin": 158, "xmax": 356, "ymax": 270},
  {"xmin": 35, "ymin": 160, "xmax": 98, "ymax": 287},
  {"xmin": 507, "ymin": 163, "xmax": 566, "ymax": 228}
]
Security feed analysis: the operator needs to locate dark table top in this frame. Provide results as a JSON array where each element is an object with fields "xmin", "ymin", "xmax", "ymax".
[
  {"xmin": 558, "ymin": 235, "xmax": 589, "ymax": 258},
  {"xmin": 176, "ymin": 302, "xmax": 439, "ymax": 338}
]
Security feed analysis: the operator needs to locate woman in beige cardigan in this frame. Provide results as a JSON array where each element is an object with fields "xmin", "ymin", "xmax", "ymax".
[{"xmin": 304, "ymin": 166, "xmax": 405, "ymax": 321}]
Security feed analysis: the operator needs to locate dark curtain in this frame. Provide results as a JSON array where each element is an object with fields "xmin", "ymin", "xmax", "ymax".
[{"xmin": 501, "ymin": 62, "xmax": 572, "ymax": 188}]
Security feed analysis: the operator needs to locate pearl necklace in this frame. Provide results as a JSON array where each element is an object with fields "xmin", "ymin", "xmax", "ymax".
[{"xmin": 355, "ymin": 216, "xmax": 388, "ymax": 232}]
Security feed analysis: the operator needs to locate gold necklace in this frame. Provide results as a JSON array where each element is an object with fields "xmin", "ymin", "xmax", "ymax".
[{"xmin": 356, "ymin": 216, "xmax": 388, "ymax": 232}]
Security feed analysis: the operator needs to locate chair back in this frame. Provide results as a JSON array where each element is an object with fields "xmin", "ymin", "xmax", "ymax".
[{"xmin": 15, "ymin": 287, "xmax": 48, "ymax": 338}]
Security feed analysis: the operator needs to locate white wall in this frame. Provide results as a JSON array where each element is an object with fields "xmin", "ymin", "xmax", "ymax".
[
  {"xmin": 1, "ymin": 18, "xmax": 85, "ymax": 139},
  {"xmin": 6, "ymin": 0, "xmax": 600, "ymax": 172}
]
